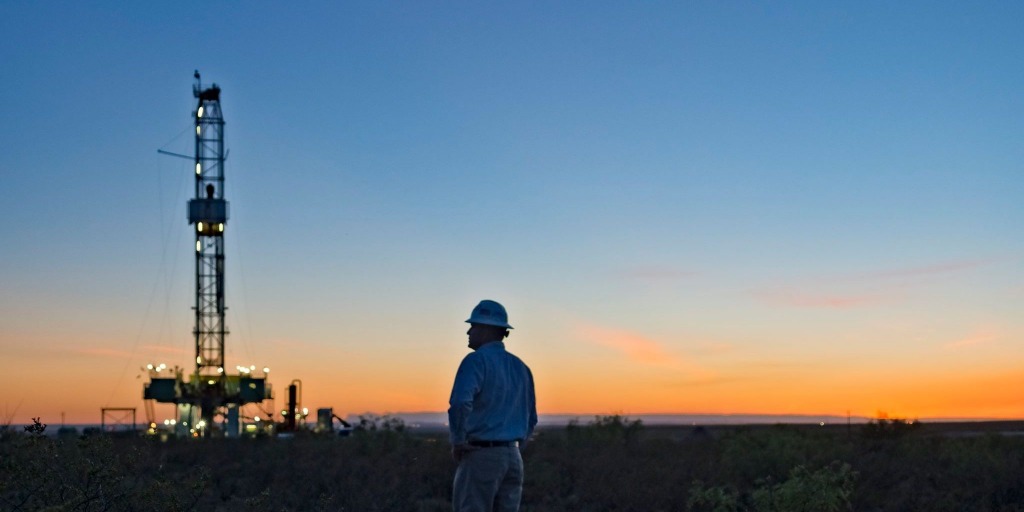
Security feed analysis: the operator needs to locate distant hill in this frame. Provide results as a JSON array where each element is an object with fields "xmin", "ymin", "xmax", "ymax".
[{"xmin": 349, "ymin": 412, "xmax": 888, "ymax": 429}]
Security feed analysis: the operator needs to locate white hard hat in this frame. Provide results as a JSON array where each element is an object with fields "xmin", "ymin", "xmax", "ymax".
[{"xmin": 465, "ymin": 300, "xmax": 513, "ymax": 329}]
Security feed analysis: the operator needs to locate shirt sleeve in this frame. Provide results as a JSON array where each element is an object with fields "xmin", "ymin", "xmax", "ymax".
[
  {"xmin": 526, "ymin": 365, "xmax": 538, "ymax": 441},
  {"xmin": 448, "ymin": 354, "xmax": 483, "ymax": 445}
]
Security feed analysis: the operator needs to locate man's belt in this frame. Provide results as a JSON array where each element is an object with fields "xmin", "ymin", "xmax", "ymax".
[{"xmin": 469, "ymin": 440, "xmax": 518, "ymax": 447}]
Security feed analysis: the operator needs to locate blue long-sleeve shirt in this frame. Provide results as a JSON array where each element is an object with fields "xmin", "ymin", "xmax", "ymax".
[{"xmin": 448, "ymin": 341, "xmax": 537, "ymax": 446}]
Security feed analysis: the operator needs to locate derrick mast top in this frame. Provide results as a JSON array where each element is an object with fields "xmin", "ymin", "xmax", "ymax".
[{"xmin": 192, "ymin": 70, "xmax": 225, "ymax": 204}]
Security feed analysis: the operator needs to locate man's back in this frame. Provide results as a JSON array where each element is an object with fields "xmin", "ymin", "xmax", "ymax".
[{"xmin": 449, "ymin": 342, "xmax": 536, "ymax": 445}]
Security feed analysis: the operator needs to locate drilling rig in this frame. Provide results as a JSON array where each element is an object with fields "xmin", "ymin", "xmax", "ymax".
[{"xmin": 143, "ymin": 72, "xmax": 272, "ymax": 437}]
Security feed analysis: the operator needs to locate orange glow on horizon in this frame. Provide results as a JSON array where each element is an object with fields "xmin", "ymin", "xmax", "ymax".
[{"xmin": 3, "ymin": 330, "xmax": 1021, "ymax": 425}]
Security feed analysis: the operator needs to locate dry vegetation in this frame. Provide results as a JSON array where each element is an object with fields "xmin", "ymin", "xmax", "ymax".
[{"xmin": 2, "ymin": 416, "xmax": 1024, "ymax": 511}]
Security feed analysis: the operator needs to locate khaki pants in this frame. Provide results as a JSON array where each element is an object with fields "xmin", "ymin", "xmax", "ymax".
[{"xmin": 452, "ymin": 446, "xmax": 524, "ymax": 512}]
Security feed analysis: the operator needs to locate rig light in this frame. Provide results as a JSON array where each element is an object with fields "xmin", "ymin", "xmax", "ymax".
[
  {"xmin": 196, "ymin": 126, "xmax": 201, "ymax": 135},
  {"xmin": 197, "ymin": 356, "xmax": 202, "ymax": 364},
  {"xmin": 197, "ymin": 106, "xmax": 204, "ymax": 118},
  {"xmin": 198, "ymin": 222, "xmax": 204, "ymax": 232},
  {"xmin": 218, "ymin": 223, "xmax": 224, "ymax": 232},
  {"xmin": 250, "ymin": 365, "xmax": 256, "ymax": 371},
  {"xmin": 217, "ymin": 367, "xmax": 224, "ymax": 374},
  {"xmin": 302, "ymin": 408, "xmax": 309, "ymax": 415},
  {"xmin": 146, "ymin": 364, "xmax": 154, "ymax": 370},
  {"xmin": 195, "ymin": 163, "xmax": 201, "ymax": 175},
  {"xmin": 196, "ymin": 241, "xmax": 201, "ymax": 252},
  {"xmin": 207, "ymin": 379, "xmax": 215, "ymax": 385},
  {"xmin": 254, "ymin": 416, "xmax": 261, "ymax": 422},
  {"xmin": 263, "ymin": 367, "xmax": 270, "ymax": 373}
]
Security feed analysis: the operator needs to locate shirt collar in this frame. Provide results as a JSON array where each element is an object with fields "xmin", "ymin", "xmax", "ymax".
[{"xmin": 477, "ymin": 340, "xmax": 506, "ymax": 351}]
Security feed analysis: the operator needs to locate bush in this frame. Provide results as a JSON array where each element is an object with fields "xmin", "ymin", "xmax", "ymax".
[{"xmin": 688, "ymin": 462, "xmax": 855, "ymax": 512}]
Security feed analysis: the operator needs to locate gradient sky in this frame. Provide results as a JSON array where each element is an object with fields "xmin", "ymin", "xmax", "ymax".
[{"xmin": 2, "ymin": 2, "xmax": 1022, "ymax": 425}]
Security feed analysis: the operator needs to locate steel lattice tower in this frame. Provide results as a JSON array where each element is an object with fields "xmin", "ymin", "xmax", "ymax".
[{"xmin": 191, "ymin": 74, "xmax": 228, "ymax": 376}]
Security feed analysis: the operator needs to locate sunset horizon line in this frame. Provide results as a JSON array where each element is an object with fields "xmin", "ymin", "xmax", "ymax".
[
  {"xmin": 22, "ymin": 411, "xmax": 1022, "ymax": 429},
  {"xmin": 343, "ymin": 410, "xmax": 1019, "ymax": 424}
]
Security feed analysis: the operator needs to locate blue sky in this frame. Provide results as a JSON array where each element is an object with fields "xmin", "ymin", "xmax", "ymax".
[{"xmin": 2, "ymin": 2, "xmax": 1022, "ymax": 422}]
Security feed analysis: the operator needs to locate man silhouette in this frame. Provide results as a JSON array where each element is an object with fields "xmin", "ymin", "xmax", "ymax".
[{"xmin": 449, "ymin": 300, "xmax": 537, "ymax": 512}]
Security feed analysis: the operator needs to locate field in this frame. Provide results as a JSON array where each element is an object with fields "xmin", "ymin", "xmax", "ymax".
[{"xmin": 3, "ymin": 416, "xmax": 1024, "ymax": 511}]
